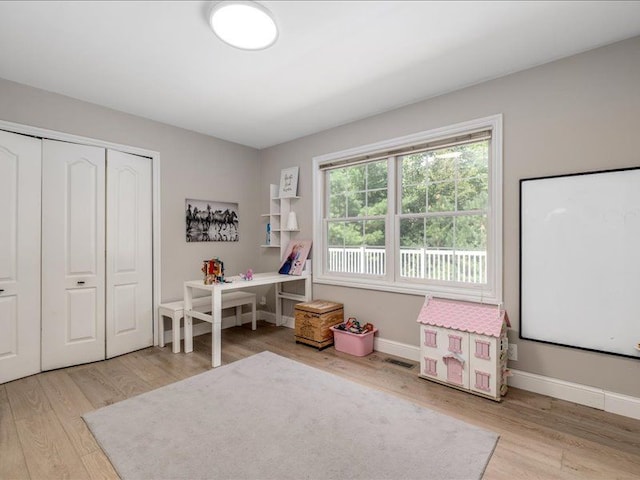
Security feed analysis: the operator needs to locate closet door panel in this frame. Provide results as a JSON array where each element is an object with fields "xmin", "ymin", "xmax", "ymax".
[
  {"xmin": 114, "ymin": 284, "xmax": 137, "ymax": 334},
  {"xmin": 0, "ymin": 147, "xmax": 17, "ymax": 282},
  {"xmin": 42, "ymin": 140, "xmax": 105, "ymax": 370},
  {"xmin": 106, "ymin": 150, "xmax": 153, "ymax": 357},
  {"xmin": 67, "ymin": 288, "xmax": 98, "ymax": 341},
  {"xmin": 0, "ymin": 297, "xmax": 18, "ymax": 359},
  {"xmin": 0, "ymin": 131, "xmax": 41, "ymax": 384}
]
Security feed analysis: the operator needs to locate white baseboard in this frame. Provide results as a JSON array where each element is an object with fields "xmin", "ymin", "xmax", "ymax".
[
  {"xmin": 372, "ymin": 337, "xmax": 640, "ymax": 421},
  {"xmin": 508, "ymin": 369, "xmax": 604, "ymax": 409},
  {"xmin": 282, "ymin": 315, "xmax": 295, "ymax": 329},
  {"xmin": 374, "ymin": 337, "xmax": 420, "ymax": 361},
  {"xmin": 604, "ymin": 392, "xmax": 640, "ymax": 421},
  {"xmin": 251, "ymin": 311, "xmax": 295, "ymax": 329},
  {"xmin": 162, "ymin": 312, "xmax": 261, "ymax": 343},
  {"xmin": 509, "ymin": 369, "xmax": 640, "ymax": 420},
  {"xmin": 163, "ymin": 311, "xmax": 294, "ymax": 344}
]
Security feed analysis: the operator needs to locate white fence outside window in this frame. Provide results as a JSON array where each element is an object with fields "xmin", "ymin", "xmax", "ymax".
[{"xmin": 328, "ymin": 247, "xmax": 486, "ymax": 284}]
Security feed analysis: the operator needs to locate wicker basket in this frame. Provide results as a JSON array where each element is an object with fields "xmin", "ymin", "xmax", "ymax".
[{"xmin": 294, "ymin": 300, "xmax": 344, "ymax": 349}]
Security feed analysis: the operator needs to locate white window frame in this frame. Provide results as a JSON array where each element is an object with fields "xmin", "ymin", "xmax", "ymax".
[{"xmin": 312, "ymin": 115, "xmax": 503, "ymax": 303}]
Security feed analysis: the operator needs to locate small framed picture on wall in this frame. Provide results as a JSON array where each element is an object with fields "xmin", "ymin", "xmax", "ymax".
[
  {"xmin": 279, "ymin": 166, "xmax": 299, "ymax": 198},
  {"xmin": 185, "ymin": 199, "xmax": 239, "ymax": 242}
]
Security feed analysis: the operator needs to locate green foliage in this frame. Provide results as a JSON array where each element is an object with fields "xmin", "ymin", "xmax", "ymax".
[
  {"xmin": 456, "ymin": 215, "xmax": 487, "ymax": 250},
  {"xmin": 400, "ymin": 140, "xmax": 489, "ymax": 252},
  {"xmin": 365, "ymin": 220, "xmax": 385, "ymax": 246},
  {"xmin": 401, "ymin": 140, "xmax": 488, "ymax": 215},
  {"xmin": 328, "ymin": 160, "xmax": 388, "ymax": 247},
  {"xmin": 327, "ymin": 220, "xmax": 385, "ymax": 247},
  {"xmin": 326, "ymin": 140, "xmax": 488, "ymax": 255}
]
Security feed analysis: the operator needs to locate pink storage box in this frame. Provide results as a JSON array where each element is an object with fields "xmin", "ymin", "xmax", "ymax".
[{"xmin": 330, "ymin": 326, "xmax": 377, "ymax": 356}]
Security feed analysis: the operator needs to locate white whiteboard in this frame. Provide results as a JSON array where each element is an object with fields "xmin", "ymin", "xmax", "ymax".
[{"xmin": 520, "ymin": 168, "xmax": 640, "ymax": 359}]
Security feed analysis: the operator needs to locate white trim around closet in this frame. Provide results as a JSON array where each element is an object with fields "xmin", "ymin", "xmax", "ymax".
[{"xmin": 0, "ymin": 119, "xmax": 162, "ymax": 346}]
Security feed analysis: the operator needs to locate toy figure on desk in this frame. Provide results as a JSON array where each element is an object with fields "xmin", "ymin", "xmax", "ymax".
[
  {"xmin": 240, "ymin": 268, "xmax": 254, "ymax": 281},
  {"xmin": 202, "ymin": 257, "xmax": 230, "ymax": 284}
]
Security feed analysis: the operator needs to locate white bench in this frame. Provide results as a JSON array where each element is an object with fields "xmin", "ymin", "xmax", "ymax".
[{"xmin": 158, "ymin": 291, "xmax": 257, "ymax": 353}]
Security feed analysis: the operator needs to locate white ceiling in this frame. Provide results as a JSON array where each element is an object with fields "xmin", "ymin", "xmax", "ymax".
[{"xmin": 0, "ymin": 1, "xmax": 639, "ymax": 149}]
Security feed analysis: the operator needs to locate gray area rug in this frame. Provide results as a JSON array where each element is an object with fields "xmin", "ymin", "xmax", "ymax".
[{"xmin": 84, "ymin": 351, "xmax": 498, "ymax": 480}]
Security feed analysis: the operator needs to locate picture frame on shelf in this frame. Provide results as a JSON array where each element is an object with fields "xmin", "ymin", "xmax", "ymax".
[{"xmin": 279, "ymin": 166, "xmax": 299, "ymax": 198}]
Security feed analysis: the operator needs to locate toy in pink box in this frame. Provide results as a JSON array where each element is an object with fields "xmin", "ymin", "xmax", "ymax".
[{"xmin": 330, "ymin": 323, "xmax": 377, "ymax": 356}]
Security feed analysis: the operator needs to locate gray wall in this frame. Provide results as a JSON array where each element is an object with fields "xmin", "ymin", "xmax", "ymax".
[
  {"xmin": 0, "ymin": 77, "xmax": 261, "ymax": 302},
  {"xmin": 258, "ymin": 36, "xmax": 640, "ymax": 398}
]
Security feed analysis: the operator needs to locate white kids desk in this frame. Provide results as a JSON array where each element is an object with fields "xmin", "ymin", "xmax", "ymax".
[{"xmin": 183, "ymin": 271, "xmax": 312, "ymax": 367}]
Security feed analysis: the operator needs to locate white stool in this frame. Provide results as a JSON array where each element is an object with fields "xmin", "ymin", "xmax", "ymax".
[{"xmin": 158, "ymin": 291, "xmax": 257, "ymax": 353}]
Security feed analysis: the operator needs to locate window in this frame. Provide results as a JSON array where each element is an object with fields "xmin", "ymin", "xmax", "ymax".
[
  {"xmin": 475, "ymin": 340, "xmax": 490, "ymax": 360},
  {"xmin": 326, "ymin": 160, "xmax": 388, "ymax": 276},
  {"xmin": 424, "ymin": 329, "xmax": 437, "ymax": 347},
  {"xmin": 424, "ymin": 357, "xmax": 437, "ymax": 376},
  {"xmin": 448, "ymin": 335, "xmax": 462, "ymax": 353},
  {"xmin": 399, "ymin": 140, "xmax": 488, "ymax": 284},
  {"xmin": 475, "ymin": 371, "xmax": 491, "ymax": 392},
  {"xmin": 313, "ymin": 115, "xmax": 502, "ymax": 302}
]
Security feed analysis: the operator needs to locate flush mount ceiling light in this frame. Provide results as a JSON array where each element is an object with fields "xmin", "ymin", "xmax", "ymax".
[{"xmin": 209, "ymin": 1, "xmax": 278, "ymax": 50}]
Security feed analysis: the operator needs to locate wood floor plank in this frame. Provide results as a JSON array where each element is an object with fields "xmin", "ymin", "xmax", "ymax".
[
  {"xmin": 503, "ymin": 389, "xmax": 640, "ymax": 456},
  {"xmin": 117, "ymin": 349, "xmax": 178, "ymax": 388},
  {"xmin": 5, "ymin": 375, "xmax": 52, "ymax": 421},
  {"xmin": 94, "ymin": 357, "xmax": 153, "ymax": 398},
  {"xmin": 67, "ymin": 365, "xmax": 126, "ymax": 409},
  {"xmin": 38, "ymin": 370, "xmax": 101, "ymax": 458},
  {"xmin": 560, "ymin": 447, "xmax": 640, "ymax": 479},
  {"xmin": 494, "ymin": 431, "xmax": 564, "ymax": 470},
  {"xmin": 15, "ymin": 410, "xmax": 89, "ymax": 479},
  {"xmin": 38, "ymin": 370, "xmax": 95, "ymax": 416},
  {"xmin": 0, "ymin": 386, "xmax": 30, "ymax": 480},
  {"xmin": 81, "ymin": 450, "xmax": 120, "ymax": 480},
  {"xmin": 485, "ymin": 446, "xmax": 581, "ymax": 480},
  {"xmin": 144, "ymin": 347, "xmax": 210, "ymax": 380}
]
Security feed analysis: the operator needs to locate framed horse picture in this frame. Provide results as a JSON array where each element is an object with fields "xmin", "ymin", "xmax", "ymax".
[{"xmin": 185, "ymin": 199, "xmax": 239, "ymax": 242}]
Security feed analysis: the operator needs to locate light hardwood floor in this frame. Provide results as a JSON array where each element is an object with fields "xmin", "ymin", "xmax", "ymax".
[{"xmin": 2, "ymin": 322, "xmax": 639, "ymax": 479}]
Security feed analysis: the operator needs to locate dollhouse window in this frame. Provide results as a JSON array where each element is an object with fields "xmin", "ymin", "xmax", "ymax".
[
  {"xmin": 424, "ymin": 357, "xmax": 437, "ymax": 376},
  {"xmin": 475, "ymin": 371, "xmax": 490, "ymax": 391},
  {"xmin": 424, "ymin": 329, "xmax": 437, "ymax": 347},
  {"xmin": 475, "ymin": 340, "xmax": 490, "ymax": 359},
  {"xmin": 448, "ymin": 335, "xmax": 462, "ymax": 353}
]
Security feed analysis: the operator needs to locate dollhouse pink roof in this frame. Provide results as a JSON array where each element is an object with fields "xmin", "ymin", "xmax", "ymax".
[{"xmin": 416, "ymin": 297, "xmax": 509, "ymax": 338}]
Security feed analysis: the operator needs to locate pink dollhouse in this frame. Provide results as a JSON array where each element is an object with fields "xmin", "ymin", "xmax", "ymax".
[{"xmin": 416, "ymin": 296, "xmax": 510, "ymax": 401}]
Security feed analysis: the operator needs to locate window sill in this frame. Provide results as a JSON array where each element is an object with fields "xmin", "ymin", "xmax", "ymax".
[{"xmin": 313, "ymin": 274, "xmax": 500, "ymax": 304}]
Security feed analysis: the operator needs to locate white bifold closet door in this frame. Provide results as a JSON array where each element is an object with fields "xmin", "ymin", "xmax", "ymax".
[
  {"xmin": 105, "ymin": 149, "xmax": 153, "ymax": 358},
  {"xmin": 42, "ymin": 140, "xmax": 106, "ymax": 370},
  {"xmin": 0, "ymin": 130, "xmax": 42, "ymax": 384},
  {"xmin": 41, "ymin": 142, "xmax": 153, "ymax": 370}
]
